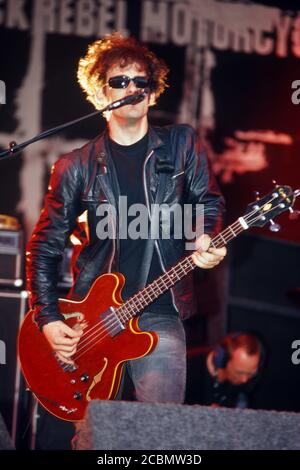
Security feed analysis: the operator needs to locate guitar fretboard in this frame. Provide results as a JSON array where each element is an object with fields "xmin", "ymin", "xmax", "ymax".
[{"xmin": 116, "ymin": 217, "xmax": 247, "ymax": 324}]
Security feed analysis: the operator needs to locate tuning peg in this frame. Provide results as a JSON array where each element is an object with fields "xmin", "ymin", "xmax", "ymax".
[
  {"xmin": 253, "ymin": 190, "xmax": 260, "ymax": 200},
  {"xmin": 294, "ymin": 189, "xmax": 300, "ymax": 198},
  {"xmin": 269, "ymin": 219, "xmax": 281, "ymax": 232},
  {"xmin": 272, "ymin": 179, "xmax": 279, "ymax": 188},
  {"xmin": 9, "ymin": 141, "xmax": 17, "ymax": 154},
  {"xmin": 289, "ymin": 207, "xmax": 300, "ymax": 220}
]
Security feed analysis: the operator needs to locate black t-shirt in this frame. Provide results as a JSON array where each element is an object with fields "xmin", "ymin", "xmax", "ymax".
[{"xmin": 108, "ymin": 133, "xmax": 176, "ymax": 315}]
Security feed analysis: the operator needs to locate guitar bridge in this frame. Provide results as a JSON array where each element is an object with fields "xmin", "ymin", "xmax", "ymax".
[{"xmin": 54, "ymin": 353, "xmax": 78, "ymax": 372}]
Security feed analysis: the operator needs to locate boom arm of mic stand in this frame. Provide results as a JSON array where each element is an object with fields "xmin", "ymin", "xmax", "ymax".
[{"xmin": 0, "ymin": 100, "xmax": 117, "ymax": 162}]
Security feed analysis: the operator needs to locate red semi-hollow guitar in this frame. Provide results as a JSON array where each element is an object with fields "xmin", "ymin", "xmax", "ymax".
[{"xmin": 18, "ymin": 185, "xmax": 298, "ymax": 421}]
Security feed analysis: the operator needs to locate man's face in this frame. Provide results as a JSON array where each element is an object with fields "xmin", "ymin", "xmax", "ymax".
[
  {"xmin": 103, "ymin": 62, "xmax": 154, "ymax": 122},
  {"xmin": 225, "ymin": 348, "xmax": 260, "ymax": 385}
]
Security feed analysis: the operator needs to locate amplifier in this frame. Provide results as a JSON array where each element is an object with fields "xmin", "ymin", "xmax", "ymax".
[
  {"xmin": 0, "ymin": 230, "xmax": 23, "ymax": 287},
  {"xmin": 0, "ymin": 290, "xmax": 30, "ymax": 448},
  {"xmin": 0, "ymin": 231, "xmax": 73, "ymax": 289}
]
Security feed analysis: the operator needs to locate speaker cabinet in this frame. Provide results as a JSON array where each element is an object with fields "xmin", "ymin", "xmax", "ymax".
[
  {"xmin": 229, "ymin": 233, "xmax": 300, "ymax": 313},
  {"xmin": 0, "ymin": 290, "xmax": 29, "ymax": 447},
  {"xmin": 227, "ymin": 304, "xmax": 300, "ymax": 412},
  {"xmin": 76, "ymin": 400, "xmax": 300, "ymax": 450},
  {"xmin": 0, "ymin": 230, "xmax": 23, "ymax": 287},
  {"xmin": 228, "ymin": 233, "xmax": 300, "ymax": 412}
]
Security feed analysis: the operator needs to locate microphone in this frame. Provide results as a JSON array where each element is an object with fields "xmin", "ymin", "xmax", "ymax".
[{"xmin": 106, "ymin": 89, "xmax": 148, "ymax": 111}]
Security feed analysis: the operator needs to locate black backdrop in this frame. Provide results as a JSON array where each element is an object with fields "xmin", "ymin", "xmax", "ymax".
[{"xmin": 0, "ymin": 0, "xmax": 300, "ymax": 423}]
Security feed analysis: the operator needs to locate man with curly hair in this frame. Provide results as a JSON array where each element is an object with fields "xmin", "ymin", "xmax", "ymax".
[{"xmin": 27, "ymin": 33, "xmax": 226, "ymax": 406}]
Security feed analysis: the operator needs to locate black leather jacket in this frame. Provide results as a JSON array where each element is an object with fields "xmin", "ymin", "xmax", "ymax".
[{"xmin": 27, "ymin": 124, "xmax": 225, "ymax": 329}]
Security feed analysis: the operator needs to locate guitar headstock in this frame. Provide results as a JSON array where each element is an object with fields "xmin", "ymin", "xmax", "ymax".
[{"xmin": 244, "ymin": 185, "xmax": 300, "ymax": 228}]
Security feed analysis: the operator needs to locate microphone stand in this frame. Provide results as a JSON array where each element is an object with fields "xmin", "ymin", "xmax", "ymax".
[{"xmin": 0, "ymin": 91, "xmax": 147, "ymax": 162}]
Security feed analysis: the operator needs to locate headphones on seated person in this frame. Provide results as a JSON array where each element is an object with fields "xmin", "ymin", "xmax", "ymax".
[{"xmin": 212, "ymin": 332, "xmax": 265, "ymax": 378}]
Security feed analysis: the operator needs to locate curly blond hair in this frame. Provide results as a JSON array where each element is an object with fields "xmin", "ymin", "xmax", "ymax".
[{"xmin": 77, "ymin": 33, "xmax": 169, "ymax": 110}]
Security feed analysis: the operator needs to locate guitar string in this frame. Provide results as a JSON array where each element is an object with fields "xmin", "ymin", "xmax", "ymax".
[
  {"xmin": 73, "ymin": 197, "xmax": 282, "ymax": 359},
  {"xmin": 74, "ymin": 193, "xmax": 279, "ymax": 350},
  {"xmin": 74, "ymin": 218, "xmax": 245, "ymax": 356},
  {"xmin": 73, "ymin": 223, "xmax": 248, "ymax": 361},
  {"xmin": 73, "ymin": 194, "xmax": 285, "ymax": 362},
  {"xmin": 75, "ymin": 212, "xmax": 252, "ymax": 348},
  {"xmin": 77, "ymin": 190, "xmax": 280, "ymax": 345},
  {"xmin": 72, "ymin": 198, "xmax": 285, "ymax": 361}
]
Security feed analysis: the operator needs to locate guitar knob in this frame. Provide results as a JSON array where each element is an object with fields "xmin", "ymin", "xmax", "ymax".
[
  {"xmin": 80, "ymin": 373, "xmax": 89, "ymax": 382},
  {"xmin": 73, "ymin": 391, "xmax": 82, "ymax": 400},
  {"xmin": 269, "ymin": 219, "xmax": 281, "ymax": 232}
]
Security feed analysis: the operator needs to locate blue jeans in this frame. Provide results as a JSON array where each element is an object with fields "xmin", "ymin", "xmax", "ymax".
[
  {"xmin": 72, "ymin": 312, "xmax": 186, "ymax": 449},
  {"xmin": 123, "ymin": 312, "xmax": 186, "ymax": 404}
]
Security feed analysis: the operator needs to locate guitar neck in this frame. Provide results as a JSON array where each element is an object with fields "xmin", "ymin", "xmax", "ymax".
[{"xmin": 116, "ymin": 217, "xmax": 248, "ymax": 323}]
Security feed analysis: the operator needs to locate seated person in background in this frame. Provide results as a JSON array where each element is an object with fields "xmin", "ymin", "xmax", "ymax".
[{"xmin": 186, "ymin": 332, "xmax": 264, "ymax": 408}]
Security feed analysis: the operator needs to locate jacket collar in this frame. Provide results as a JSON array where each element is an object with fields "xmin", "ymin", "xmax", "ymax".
[
  {"xmin": 93, "ymin": 125, "xmax": 165, "ymax": 164},
  {"xmin": 147, "ymin": 125, "xmax": 164, "ymax": 152}
]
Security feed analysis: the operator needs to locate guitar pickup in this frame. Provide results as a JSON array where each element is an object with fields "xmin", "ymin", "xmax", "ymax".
[{"xmin": 101, "ymin": 307, "xmax": 125, "ymax": 337}]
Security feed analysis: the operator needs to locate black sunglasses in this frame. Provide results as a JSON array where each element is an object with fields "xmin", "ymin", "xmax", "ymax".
[{"xmin": 107, "ymin": 75, "xmax": 150, "ymax": 89}]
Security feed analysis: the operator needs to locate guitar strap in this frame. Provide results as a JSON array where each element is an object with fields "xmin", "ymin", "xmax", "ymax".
[{"xmin": 138, "ymin": 162, "xmax": 170, "ymax": 291}]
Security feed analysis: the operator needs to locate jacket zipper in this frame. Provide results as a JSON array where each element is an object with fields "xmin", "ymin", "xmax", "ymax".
[
  {"xmin": 142, "ymin": 150, "xmax": 179, "ymax": 313},
  {"xmin": 97, "ymin": 174, "xmax": 116, "ymax": 273}
]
